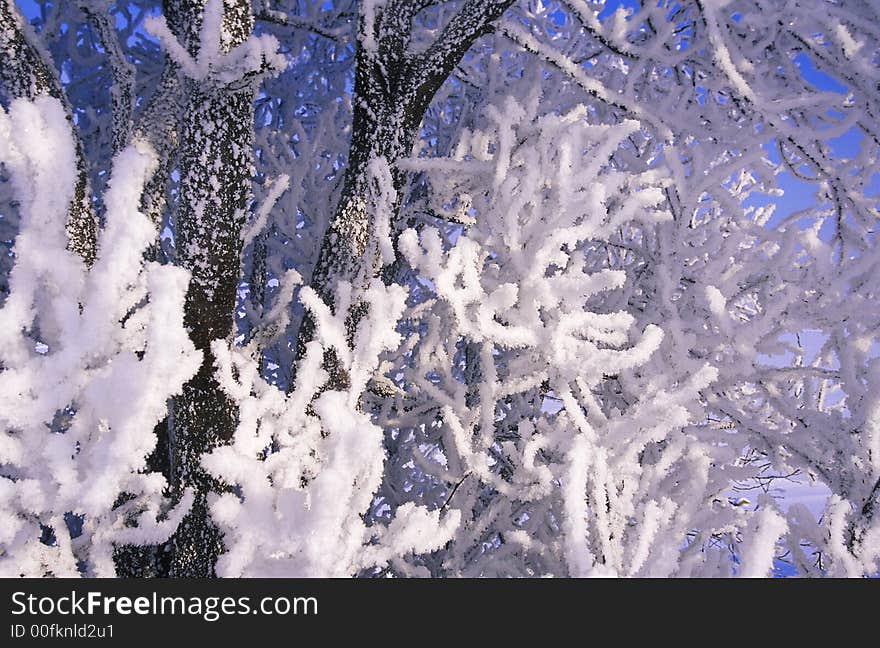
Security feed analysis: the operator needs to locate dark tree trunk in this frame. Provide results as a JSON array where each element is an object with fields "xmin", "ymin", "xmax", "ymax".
[
  {"xmin": 294, "ymin": 0, "xmax": 514, "ymax": 390},
  {"xmin": 161, "ymin": 0, "xmax": 256, "ymax": 577}
]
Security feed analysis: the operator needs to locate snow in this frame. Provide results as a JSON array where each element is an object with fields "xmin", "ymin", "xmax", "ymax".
[
  {"xmin": 144, "ymin": 0, "xmax": 286, "ymax": 85},
  {"xmin": 204, "ymin": 276, "xmax": 460, "ymax": 576},
  {"xmin": 737, "ymin": 506, "xmax": 788, "ymax": 578},
  {"xmin": 704, "ymin": 285, "xmax": 727, "ymax": 318},
  {"xmin": 0, "ymin": 98, "xmax": 199, "ymax": 576},
  {"xmin": 3, "ymin": 0, "xmax": 880, "ymax": 579}
]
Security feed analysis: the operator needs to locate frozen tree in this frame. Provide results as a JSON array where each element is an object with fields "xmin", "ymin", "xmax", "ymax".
[{"xmin": 0, "ymin": 0, "xmax": 879, "ymax": 577}]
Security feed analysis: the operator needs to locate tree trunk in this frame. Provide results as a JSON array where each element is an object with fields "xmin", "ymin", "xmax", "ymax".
[
  {"xmin": 162, "ymin": 0, "xmax": 256, "ymax": 577},
  {"xmin": 294, "ymin": 0, "xmax": 514, "ymax": 389}
]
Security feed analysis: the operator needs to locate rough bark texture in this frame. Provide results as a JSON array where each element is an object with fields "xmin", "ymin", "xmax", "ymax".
[
  {"xmin": 161, "ymin": 0, "xmax": 256, "ymax": 577},
  {"xmin": 80, "ymin": 1, "xmax": 137, "ymax": 154},
  {"xmin": 0, "ymin": 0, "xmax": 97, "ymax": 265},
  {"xmin": 135, "ymin": 62, "xmax": 184, "ymax": 245},
  {"xmin": 294, "ymin": 0, "xmax": 514, "ymax": 389}
]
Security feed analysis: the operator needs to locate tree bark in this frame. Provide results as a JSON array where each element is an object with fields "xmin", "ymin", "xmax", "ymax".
[
  {"xmin": 294, "ymin": 0, "xmax": 514, "ymax": 389},
  {"xmin": 160, "ymin": 0, "xmax": 257, "ymax": 577}
]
